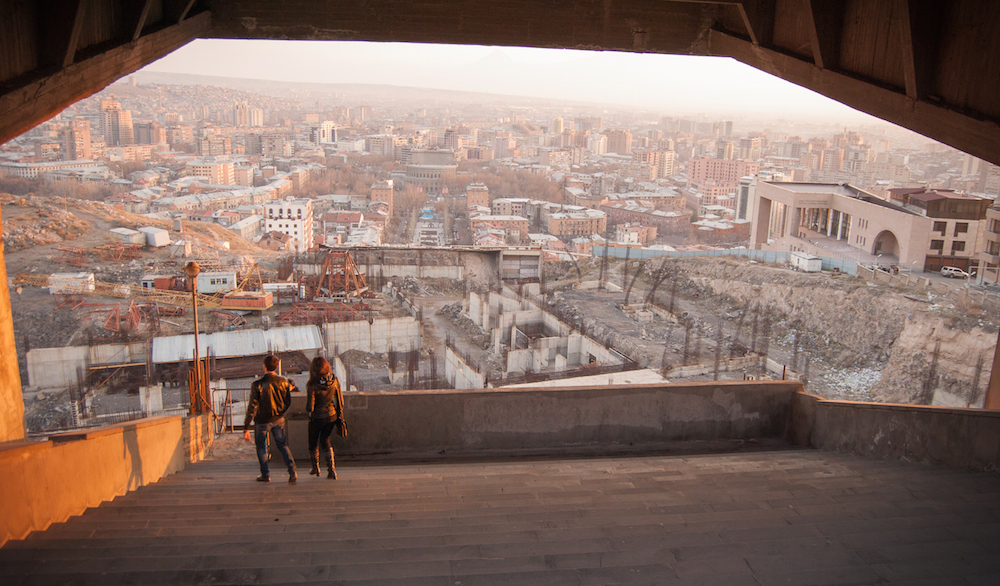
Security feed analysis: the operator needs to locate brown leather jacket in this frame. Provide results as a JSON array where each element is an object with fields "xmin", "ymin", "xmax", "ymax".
[{"xmin": 243, "ymin": 372, "xmax": 295, "ymax": 429}]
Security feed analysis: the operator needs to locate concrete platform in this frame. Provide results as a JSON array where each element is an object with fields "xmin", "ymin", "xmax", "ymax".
[{"xmin": 3, "ymin": 449, "xmax": 1000, "ymax": 585}]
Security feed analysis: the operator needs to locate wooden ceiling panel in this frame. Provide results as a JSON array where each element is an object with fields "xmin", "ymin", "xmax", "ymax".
[
  {"xmin": 936, "ymin": 0, "xmax": 1000, "ymax": 119},
  {"xmin": 770, "ymin": 0, "xmax": 814, "ymax": 60},
  {"xmin": 839, "ymin": 0, "xmax": 905, "ymax": 90},
  {"xmin": 76, "ymin": 0, "xmax": 122, "ymax": 52},
  {"xmin": 0, "ymin": 2, "xmax": 38, "ymax": 82}
]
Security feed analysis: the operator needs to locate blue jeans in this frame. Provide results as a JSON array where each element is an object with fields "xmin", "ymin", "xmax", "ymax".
[{"xmin": 254, "ymin": 418, "xmax": 295, "ymax": 477}]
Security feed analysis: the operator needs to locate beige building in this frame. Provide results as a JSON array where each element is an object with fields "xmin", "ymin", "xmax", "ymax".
[
  {"xmin": 752, "ymin": 182, "xmax": 990, "ymax": 271},
  {"xmin": 470, "ymin": 215, "xmax": 530, "ymax": 245},
  {"xmin": 370, "ymin": 180, "xmax": 394, "ymax": 215},
  {"xmin": 548, "ymin": 210, "xmax": 607, "ymax": 237},
  {"xmin": 466, "ymin": 183, "xmax": 489, "ymax": 208},
  {"xmin": 186, "ymin": 158, "xmax": 235, "ymax": 185},
  {"xmin": 977, "ymin": 205, "xmax": 1000, "ymax": 284}
]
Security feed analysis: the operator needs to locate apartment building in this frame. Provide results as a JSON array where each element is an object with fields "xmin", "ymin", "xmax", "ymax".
[{"xmin": 264, "ymin": 197, "xmax": 314, "ymax": 253}]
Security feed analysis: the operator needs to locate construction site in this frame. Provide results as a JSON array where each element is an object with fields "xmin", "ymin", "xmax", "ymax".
[{"xmin": 5, "ymin": 195, "xmax": 999, "ymax": 434}]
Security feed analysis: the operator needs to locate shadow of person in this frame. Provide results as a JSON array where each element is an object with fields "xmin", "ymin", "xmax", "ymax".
[{"xmin": 122, "ymin": 428, "xmax": 144, "ymax": 491}]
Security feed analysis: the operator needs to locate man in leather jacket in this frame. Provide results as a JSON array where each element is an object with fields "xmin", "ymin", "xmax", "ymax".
[{"xmin": 243, "ymin": 355, "xmax": 298, "ymax": 483}]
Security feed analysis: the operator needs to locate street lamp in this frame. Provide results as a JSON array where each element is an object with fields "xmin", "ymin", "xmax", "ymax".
[{"xmin": 184, "ymin": 261, "xmax": 204, "ymax": 414}]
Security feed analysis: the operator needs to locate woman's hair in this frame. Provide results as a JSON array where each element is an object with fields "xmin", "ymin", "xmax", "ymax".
[{"xmin": 309, "ymin": 356, "xmax": 332, "ymax": 383}]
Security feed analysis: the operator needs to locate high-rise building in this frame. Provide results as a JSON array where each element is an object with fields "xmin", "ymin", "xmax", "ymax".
[
  {"xmin": 198, "ymin": 136, "xmax": 232, "ymax": 156},
  {"xmin": 737, "ymin": 137, "xmax": 761, "ymax": 160},
  {"xmin": 100, "ymin": 99, "xmax": 133, "ymax": 147},
  {"xmin": 63, "ymin": 119, "xmax": 91, "ymax": 160},
  {"xmin": 249, "ymin": 108, "xmax": 264, "ymax": 127},
  {"xmin": 551, "ymin": 116, "xmax": 564, "ymax": 134},
  {"xmin": 606, "ymin": 130, "xmax": 632, "ymax": 155},
  {"xmin": 234, "ymin": 101, "xmax": 249, "ymax": 127},
  {"xmin": 715, "ymin": 141, "xmax": 734, "ymax": 160},
  {"xmin": 262, "ymin": 134, "xmax": 293, "ymax": 158},
  {"xmin": 311, "ymin": 121, "xmax": 338, "ymax": 144},
  {"xmin": 133, "ymin": 122, "xmax": 164, "ymax": 145}
]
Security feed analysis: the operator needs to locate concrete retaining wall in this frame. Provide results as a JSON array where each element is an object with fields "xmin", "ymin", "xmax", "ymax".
[
  {"xmin": 281, "ymin": 381, "xmax": 801, "ymax": 459},
  {"xmin": 372, "ymin": 264, "xmax": 463, "ymax": 280},
  {"xmin": 324, "ymin": 316, "xmax": 420, "ymax": 354},
  {"xmin": 445, "ymin": 347, "xmax": 485, "ymax": 389},
  {"xmin": 0, "ymin": 414, "xmax": 213, "ymax": 546},
  {"xmin": 27, "ymin": 342, "xmax": 147, "ymax": 390},
  {"xmin": 790, "ymin": 393, "xmax": 1000, "ymax": 471}
]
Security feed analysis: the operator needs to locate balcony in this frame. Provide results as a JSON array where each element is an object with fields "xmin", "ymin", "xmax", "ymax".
[
  {"xmin": 4, "ymin": 383, "xmax": 1000, "ymax": 584},
  {"xmin": 980, "ymin": 250, "xmax": 1000, "ymax": 265}
]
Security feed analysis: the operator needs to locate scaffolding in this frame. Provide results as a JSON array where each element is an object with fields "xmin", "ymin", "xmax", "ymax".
[{"xmin": 301, "ymin": 250, "xmax": 369, "ymax": 301}]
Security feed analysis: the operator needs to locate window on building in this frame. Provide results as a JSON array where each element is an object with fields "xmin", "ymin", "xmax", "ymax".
[
  {"xmin": 952, "ymin": 241, "xmax": 966, "ymax": 253},
  {"xmin": 933, "ymin": 221, "xmax": 947, "ymax": 234},
  {"xmin": 955, "ymin": 223, "xmax": 969, "ymax": 236},
  {"xmin": 989, "ymin": 240, "xmax": 1000, "ymax": 256},
  {"xmin": 930, "ymin": 240, "xmax": 944, "ymax": 251}
]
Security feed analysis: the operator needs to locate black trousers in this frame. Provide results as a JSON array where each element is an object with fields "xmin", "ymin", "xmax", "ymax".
[{"xmin": 308, "ymin": 418, "xmax": 335, "ymax": 453}]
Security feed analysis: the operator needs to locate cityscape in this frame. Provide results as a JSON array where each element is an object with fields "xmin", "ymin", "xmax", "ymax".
[{"xmin": 1, "ymin": 51, "xmax": 997, "ymax": 435}]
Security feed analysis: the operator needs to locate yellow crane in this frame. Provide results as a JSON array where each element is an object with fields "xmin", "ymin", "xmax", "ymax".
[{"xmin": 14, "ymin": 273, "xmax": 273, "ymax": 311}]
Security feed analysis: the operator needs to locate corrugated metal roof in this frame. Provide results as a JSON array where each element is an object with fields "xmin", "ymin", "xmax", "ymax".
[
  {"xmin": 151, "ymin": 326, "xmax": 322, "ymax": 363},
  {"xmin": 264, "ymin": 326, "xmax": 323, "ymax": 353}
]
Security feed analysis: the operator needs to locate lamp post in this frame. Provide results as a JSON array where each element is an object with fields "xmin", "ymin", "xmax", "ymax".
[{"xmin": 184, "ymin": 261, "xmax": 203, "ymax": 414}]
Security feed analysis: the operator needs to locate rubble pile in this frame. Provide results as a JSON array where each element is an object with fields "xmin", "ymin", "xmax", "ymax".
[
  {"xmin": 439, "ymin": 301, "xmax": 490, "ymax": 349},
  {"xmin": 1, "ymin": 198, "xmax": 91, "ymax": 252}
]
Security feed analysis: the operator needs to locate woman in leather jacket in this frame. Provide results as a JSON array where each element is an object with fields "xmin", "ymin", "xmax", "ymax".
[{"xmin": 305, "ymin": 356, "xmax": 342, "ymax": 479}]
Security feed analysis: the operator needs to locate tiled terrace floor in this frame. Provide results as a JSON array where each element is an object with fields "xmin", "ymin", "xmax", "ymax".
[{"xmin": 3, "ymin": 449, "xmax": 1000, "ymax": 585}]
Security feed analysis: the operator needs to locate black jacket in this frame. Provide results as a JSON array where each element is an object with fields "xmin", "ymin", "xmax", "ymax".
[
  {"xmin": 306, "ymin": 374, "xmax": 342, "ymax": 420},
  {"xmin": 244, "ymin": 372, "xmax": 295, "ymax": 429}
]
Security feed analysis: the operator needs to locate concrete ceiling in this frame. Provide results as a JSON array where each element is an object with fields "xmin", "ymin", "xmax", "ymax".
[{"xmin": 2, "ymin": 0, "xmax": 1000, "ymax": 165}]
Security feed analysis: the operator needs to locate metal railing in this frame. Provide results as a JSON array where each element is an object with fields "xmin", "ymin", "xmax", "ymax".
[{"xmin": 212, "ymin": 387, "xmax": 250, "ymax": 434}]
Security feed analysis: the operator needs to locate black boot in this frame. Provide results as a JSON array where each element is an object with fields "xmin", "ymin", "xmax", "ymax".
[
  {"xmin": 309, "ymin": 450, "xmax": 320, "ymax": 476},
  {"xmin": 325, "ymin": 448, "xmax": 337, "ymax": 479}
]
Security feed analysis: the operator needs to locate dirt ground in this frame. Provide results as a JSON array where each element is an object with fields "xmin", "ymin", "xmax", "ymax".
[{"xmin": 540, "ymin": 256, "xmax": 996, "ymax": 405}]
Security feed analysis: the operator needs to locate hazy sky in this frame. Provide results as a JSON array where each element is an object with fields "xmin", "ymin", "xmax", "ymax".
[{"xmin": 144, "ymin": 40, "xmax": 882, "ymax": 123}]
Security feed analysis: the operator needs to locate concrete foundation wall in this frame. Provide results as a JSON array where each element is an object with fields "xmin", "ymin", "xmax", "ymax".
[
  {"xmin": 445, "ymin": 347, "xmax": 485, "ymax": 389},
  {"xmin": 0, "ymin": 414, "xmax": 213, "ymax": 546},
  {"xmin": 324, "ymin": 317, "xmax": 420, "ymax": 354},
  {"xmin": 469, "ymin": 292, "xmax": 482, "ymax": 326},
  {"xmin": 373, "ymin": 264, "xmax": 463, "ymax": 280},
  {"xmin": 790, "ymin": 393, "xmax": 1000, "ymax": 471},
  {"xmin": 578, "ymin": 335, "xmax": 625, "ymax": 366},
  {"xmin": 281, "ymin": 381, "xmax": 801, "ymax": 459},
  {"xmin": 27, "ymin": 342, "xmax": 147, "ymax": 390}
]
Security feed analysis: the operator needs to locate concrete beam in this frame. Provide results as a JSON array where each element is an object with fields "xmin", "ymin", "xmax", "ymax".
[
  {"xmin": 707, "ymin": 28, "xmax": 1000, "ymax": 166},
  {"xmin": 0, "ymin": 11, "xmax": 212, "ymax": 145}
]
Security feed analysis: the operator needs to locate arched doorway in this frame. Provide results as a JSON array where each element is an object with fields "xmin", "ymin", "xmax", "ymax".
[{"xmin": 872, "ymin": 230, "xmax": 900, "ymax": 262}]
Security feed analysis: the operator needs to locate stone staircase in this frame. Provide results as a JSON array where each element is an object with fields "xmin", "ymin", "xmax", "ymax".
[{"xmin": 3, "ymin": 450, "xmax": 1000, "ymax": 585}]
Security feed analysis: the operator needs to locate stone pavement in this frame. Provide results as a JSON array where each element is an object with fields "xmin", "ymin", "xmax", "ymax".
[{"xmin": 2, "ymin": 448, "xmax": 999, "ymax": 585}]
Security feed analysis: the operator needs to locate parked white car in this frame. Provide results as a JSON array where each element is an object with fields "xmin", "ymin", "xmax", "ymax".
[{"xmin": 941, "ymin": 266, "xmax": 969, "ymax": 278}]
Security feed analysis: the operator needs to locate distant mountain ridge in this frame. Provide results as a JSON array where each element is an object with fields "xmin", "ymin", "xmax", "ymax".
[{"xmin": 132, "ymin": 71, "xmax": 595, "ymax": 108}]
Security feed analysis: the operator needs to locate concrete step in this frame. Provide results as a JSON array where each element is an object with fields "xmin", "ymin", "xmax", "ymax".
[{"xmin": 5, "ymin": 452, "xmax": 1000, "ymax": 585}]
